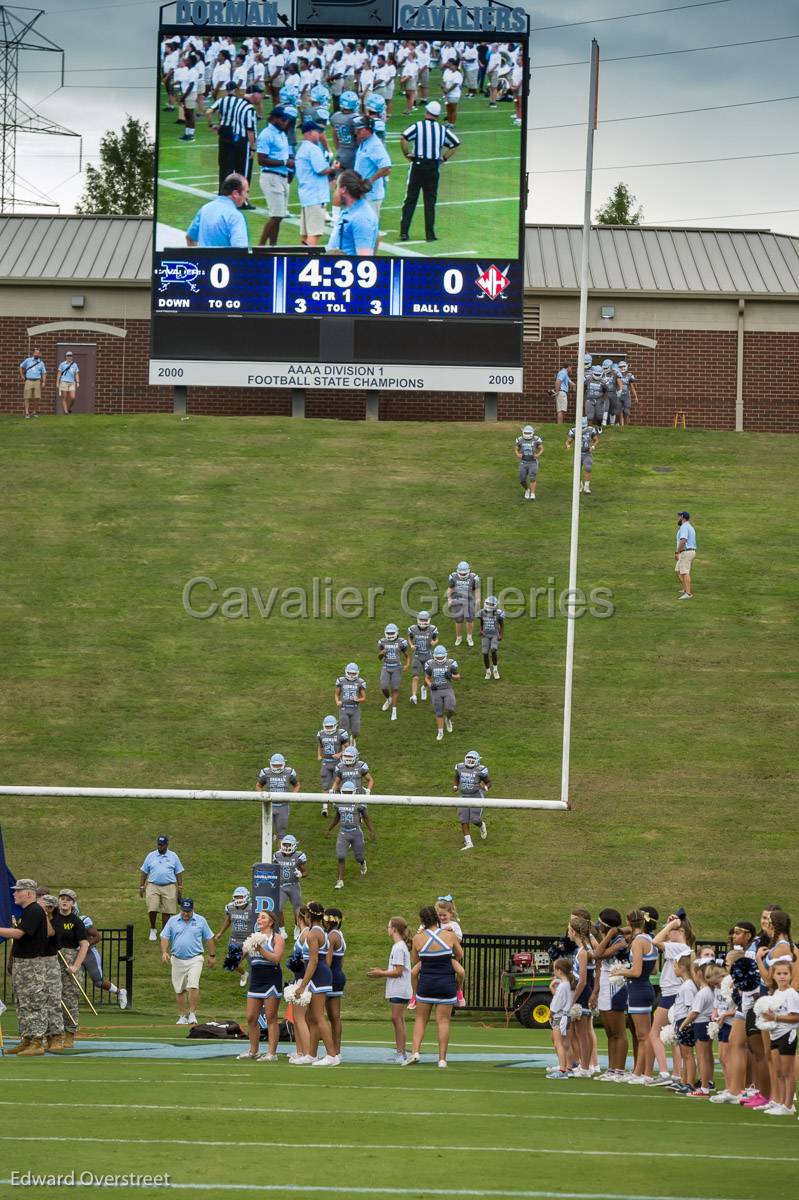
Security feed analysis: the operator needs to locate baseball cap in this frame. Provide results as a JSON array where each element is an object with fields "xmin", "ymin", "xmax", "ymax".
[
  {"xmin": 282, "ymin": 104, "xmax": 298, "ymax": 119},
  {"xmin": 677, "ymin": 511, "xmax": 690, "ymax": 519},
  {"xmin": 179, "ymin": 897, "xmax": 194, "ymax": 911},
  {"xmin": 301, "ymin": 117, "xmax": 324, "ymax": 133},
  {"xmin": 157, "ymin": 835, "xmax": 169, "ymax": 844},
  {"xmin": 12, "ymin": 878, "xmax": 37, "ymax": 892},
  {"xmin": 352, "ymin": 116, "xmax": 372, "ymax": 132},
  {"xmin": 425, "ymin": 100, "xmax": 441, "ymax": 116},
  {"xmin": 65, "ymin": 351, "xmax": 74, "ymax": 356},
  {"xmin": 41, "ymin": 895, "xmax": 58, "ymax": 908},
  {"xmin": 59, "ymin": 888, "xmax": 78, "ymax": 902}
]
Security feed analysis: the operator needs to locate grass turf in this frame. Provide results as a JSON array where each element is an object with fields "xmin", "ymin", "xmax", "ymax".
[
  {"xmin": 156, "ymin": 68, "xmax": 522, "ymax": 257},
  {"xmin": 1, "ymin": 1017, "xmax": 797, "ymax": 1199},
  {"xmin": 0, "ymin": 416, "xmax": 796, "ymax": 1024}
]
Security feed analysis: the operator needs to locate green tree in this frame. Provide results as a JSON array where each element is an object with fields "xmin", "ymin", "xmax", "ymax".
[
  {"xmin": 594, "ymin": 182, "xmax": 644, "ymax": 226},
  {"xmin": 76, "ymin": 117, "xmax": 155, "ymax": 216}
]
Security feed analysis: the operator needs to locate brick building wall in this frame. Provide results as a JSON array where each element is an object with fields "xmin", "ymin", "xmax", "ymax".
[{"xmin": 1, "ymin": 312, "xmax": 795, "ymax": 431}]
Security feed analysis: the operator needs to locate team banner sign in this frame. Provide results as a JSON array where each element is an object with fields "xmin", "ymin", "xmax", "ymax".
[{"xmin": 251, "ymin": 862, "xmax": 280, "ymax": 929}]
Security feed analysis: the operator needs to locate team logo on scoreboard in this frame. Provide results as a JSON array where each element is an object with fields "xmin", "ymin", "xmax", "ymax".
[
  {"xmin": 475, "ymin": 264, "xmax": 511, "ymax": 301},
  {"xmin": 158, "ymin": 261, "xmax": 204, "ymax": 293}
]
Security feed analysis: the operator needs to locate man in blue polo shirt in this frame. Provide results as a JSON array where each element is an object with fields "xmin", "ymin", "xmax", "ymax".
[
  {"xmin": 186, "ymin": 172, "xmax": 250, "ymax": 248},
  {"xmin": 18, "ymin": 348, "xmax": 46, "ymax": 419},
  {"xmin": 553, "ymin": 362, "xmax": 573, "ymax": 425},
  {"xmin": 257, "ymin": 106, "xmax": 294, "ymax": 247},
  {"xmin": 353, "ymin": 116, "xmax": 392, "ymax": 225},
  {"xmin": 675, "ymin": 510, "xmax": 698, "ymax": 599},
  {"xmin": 295, "ymin": 118, "xmax": 339, "ymax": 246},
  {"xmin": 56, "ymin": 351, "xmax": 80, "ymax": 414},
  {"xmin": 139, "ymin": 835, "xmax": 185, "ymax": 940},
  {"xmin": 161, "ymin": 899, "xmax": 215, "ymax": 1025}
]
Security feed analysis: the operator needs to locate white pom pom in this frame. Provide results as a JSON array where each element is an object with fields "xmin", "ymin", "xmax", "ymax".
[
  {"xmin": 608, "ymin": 963, "xmax": 627, "ymax": 978},
  {"xmin": 242, "ymin": 932, "xmax": 268, "ymax": 957},
  {"xmin": 660, "ymin": 1024, "xmax": 675, "ymax": 1046},
  {"xmin": 707, "ymin": 1020, "xmax": 719, "ymax": 1040},
  {"xmin": 293, "ymin": 987, "xmax": 312, "ymax": 1008},
  {"xmin": 753, "ymin": 995, "xmax": 773, "ymax": 1017},
  {"xmin": 720, "ymin": 975, "xmax": 734, "ymax": 1000},
  {"xmin": 283, "ymin": 982, "xmax": 298, "ymax": 1003},
  {"xmin": 569, "ymin": 1003, "xmax": 583, "ymax": 1021}
]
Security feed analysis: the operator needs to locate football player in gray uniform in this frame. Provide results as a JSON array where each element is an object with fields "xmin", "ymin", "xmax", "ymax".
[
  {"xmin": 424, "ymin": 643, "xmax": 460, "ymax": 742},
  {"xmin": 332, "ymin": 744, "xmax": 374, "ymax": 795},
  {"xmin": 479, "ymin": 596, "xmax": 505, "ymax": 680},
  {"xmin": 447, "ymin": 560, "xmax": 480, "ymax": 648},
  {"xmin": 407, "ymin": 610, "xmax": 438, "ymax": 704},
  {"xmin": 214, "ymin": 885, "xmax": 253, "ymax": 986},
  {"xmin": 377, "ymin": 622, "xmax": 410, "ymax": 722},
  {"xmin": 335, "ymin": 662, "xmax": 367, "ymax": 743},
  {"xmin": 566, "ymin": 417, "xmax": 601, "ymax": 495},
  {"xmin": 273, "ymin": 834, "xmax": 307, "ymax": 935},
  {"xmin": 316, "ymin": 714, "xmax": 350, "ymax": 818},
  {"xmin": 453, "ymin": 749, "xmax": 491, "ymax": 851},
  {"xmin": 326, "ymin": 780, "xmax": 376, "ymax": 889},
  {"xmin": 514, "ymin": 425, "xmax": 544, "ymax": 501},
  {"xmin": 615, "ymin": 360, "xmax": 638, "ymax": 426},
  {"xmin": 256, "ymin": 752, "xmax": 300, "ymax": 839},
  {"xmin": 584, "ymin": 365, "xmax": 608, "ymax": 426}
]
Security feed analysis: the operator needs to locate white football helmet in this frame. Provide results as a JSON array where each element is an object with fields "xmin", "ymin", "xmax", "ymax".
[
  {"xmin": 280, "ymin": 835, "xmax": 298, "ymax": 855},
  {"xmin": 619, "ymin": 360, "xmax": 628, "ymax": 371},
  {"xmin": 322, "ymin": 715, "xmax": 337, "ymax": 732},
  {"xmin": 269, "ymin": 753, "xmax": 285, "ymax": 771},
  {"xmin": 584, "ymin": 353, "xmax": 593, "ymax": 367},
  {"xmin": 340, "ymin": 781, "xmax": 357, "ymax": 794},
  {"xmin": 464, "ymin": 750, "xmax": 481, "ymax": 768},
  {"xmin": 484, "ymin": 595, "xmax": 498, "ymax": 611},
  {"xmin": 602, "ymin": 358, "xmax": 613, "ymax": 370},
  {"xmin": 384, "ymin": 623, "xmax": 398, "ymax": 641},
  {"xmin": 522, "ymin": 425, "xmax": 535, "ymax": 439},
  {"xmin": 591, "ymin": 365, "xmax": 603, "ymax": 379},
  {"xmin": 417, "ymin": 611, "xmax": 431, "ymax": 628},
  {"xmin": 342, "ymin": 746, "xmax": 358, "ymax": 766},
  {"xmin": 232, "ymin": 887, "xmax": 250, "ymax": 908},
  {"xmin": 433, "ymin": 645, "xmax": 447, "ymax": 661},
  {"xmin": 456, "ymin": 560, "xmax": 470, "ymax": 578},
  {"xmin": 345, "ymin": 662, "xmax": 359, "ymax": 680}
]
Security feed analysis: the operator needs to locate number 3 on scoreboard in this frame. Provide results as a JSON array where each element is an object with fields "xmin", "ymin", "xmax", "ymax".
[
  {"xmin": 294, "ymin": 297, "xmax": 307, "ymax": 313},
  {"xmin": 370, "ymin": 299, "xmax": 382, "ymax": 314}
]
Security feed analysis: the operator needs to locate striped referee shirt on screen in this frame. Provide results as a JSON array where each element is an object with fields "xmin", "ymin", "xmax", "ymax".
[
  {"xmin": 402, "ymin": 117, "xmax": 460, "ymax": 162},
  {"xmin": 211, "ymin": 93, "xmax": 257, "ymax": 140}
]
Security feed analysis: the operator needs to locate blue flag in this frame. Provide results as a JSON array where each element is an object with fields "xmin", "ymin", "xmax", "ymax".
[{"xmin": 0, "ymin": 825, "xmax": 20, "ymax": 937}]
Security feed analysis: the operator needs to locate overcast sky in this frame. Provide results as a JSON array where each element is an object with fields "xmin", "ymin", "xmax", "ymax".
[{"xmin": 12, "ymin": 0, "xmax": 799, "ymax": 233}]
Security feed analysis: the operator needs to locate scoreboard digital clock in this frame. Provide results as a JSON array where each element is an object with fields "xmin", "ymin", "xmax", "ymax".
[{"xmin": 154, "ymin": 252, "xmax": 523, "ymax": 321}]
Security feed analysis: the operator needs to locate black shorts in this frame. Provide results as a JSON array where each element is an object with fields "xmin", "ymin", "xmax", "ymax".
[
  {"xmin": 745, "ymin": 1008, "xmax": 759, "ymax": 1039},
  {"xmin": 771, "ymin": 1030, "xmax": 798, "ymax": 1057}
]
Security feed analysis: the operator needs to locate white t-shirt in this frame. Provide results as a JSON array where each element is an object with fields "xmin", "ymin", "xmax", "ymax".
[
  {"xmin": 401, "ymin": 59, "xmax": 419, "ymax": 84},
  {"xmin": 386, "ymin": 940, "xmax": 412, "ymax": 1000},
  {"xmin": 212, "ymin": 61, "xmax": 231, "ymax": 89},
  {"xmin": 660, "ymin": 941, "xmax": 690, "ymax": 997},
  {"xmin": 714, "ymin": 985, "xmax": 735, "ymax": 1024},
  {"xmin": 769, "ymin": 986, "xmax": 799, "ymax": 1040},
  {"xmin": 440, "ymin": 918, "xmax": 463, "ymax": 941},
  {"xmin": 375, "ymin": 64, "xmax": 396, "ymax": 88},
  {"xmin": 442, "ymin": 68, "xmax": 463, "ymax": 99},
  {"xmin": 689, "ymin": 984, "xmax": 714, "ymax": 1023},
  {"xmin": 672, "ymin": 978, "xmax": 697, "ymax": 1024},
  {"xmin": 359, "ymin": 67, "xmax": 375, "ymax": 94}
]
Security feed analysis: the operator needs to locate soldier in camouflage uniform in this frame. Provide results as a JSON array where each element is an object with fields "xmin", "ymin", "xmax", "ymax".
[
  {"xmin": 36, "ymin": 892, "xmax": 65, "ymax": 1050},
  {"xmin": 52, "ymin": 889, "xmax": 90, "ymax": 1046},
  {"xmin": 0, "ymin": 878, "xmax": 49, "ymax": 1056}
]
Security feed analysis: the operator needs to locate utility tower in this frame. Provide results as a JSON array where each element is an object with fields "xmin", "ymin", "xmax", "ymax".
[{"xmin": 0, "ymin": 5, "xmax": 79, "ymax": 211}]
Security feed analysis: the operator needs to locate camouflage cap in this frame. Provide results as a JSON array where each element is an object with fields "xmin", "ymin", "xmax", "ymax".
[
  {"xmin": 12, "ymin": 878, "xmax": 37, "ymax": 891},
  {"xmin": 58, "ymin": 888, "xmax": 78, "ymax": 902},
  {"xmin": 41, "ymin": 895, "xmax": 58, "ymax": 908}
]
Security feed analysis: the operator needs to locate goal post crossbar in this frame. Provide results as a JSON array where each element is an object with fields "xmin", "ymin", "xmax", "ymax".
[{"xmin": 0, "ymin": 785, "xmax": 567, "ymax": 812}]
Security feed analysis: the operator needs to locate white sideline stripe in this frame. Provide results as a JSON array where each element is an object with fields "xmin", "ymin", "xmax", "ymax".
[
  {"xmin": 381, "ymin": 195, "xmax": 518, "ymax": 211},
  {"xmin": 0, "ymin": 1099, "xmax": 766, "ymax": 1132},
  {"xmin": 2, "ymin": 1138, "xmax": 794, "ymax": 1164},
  {"xmin": 0, "ymin": 1186, "xmax": 749, "ymax": 1200}
]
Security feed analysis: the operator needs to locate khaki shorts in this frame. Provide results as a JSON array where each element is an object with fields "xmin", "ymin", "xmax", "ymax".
[
  {"xmin": 23, "ymin": 380, "xmax": 42, "ymax": 400},
  {"xmin": 183, "ymin": 93, "xmax": 197, "ymax": 110},
  {"xmin": 59, "ymin": 383, "xmax": 76, "ymax": 396},
  {"xmin": 171, "ymin": 954, "xmax": 204, "ymax": 993},
  {"xmin": 555, "ymin": 389, "xmax": 568, "ymax": 413},
  {"xmin": 675, "ymin": 550, "xmax": 696, "ymax": 575},
  {"xmin": 145, "ymin": 882, "xmax": 178, "ymax": 914},
  {"xmin": 301, "ymin": 203, "xmax": 327, "ymax": 238},
  {"xmin": 260, "ymin": 171, "xmax": 289, "ymax": 218}
]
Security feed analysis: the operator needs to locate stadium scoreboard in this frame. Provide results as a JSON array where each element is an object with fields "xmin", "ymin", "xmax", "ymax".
[{"xmin": 150, "ymin": 1, "xmax": 529, "ymax": 394}]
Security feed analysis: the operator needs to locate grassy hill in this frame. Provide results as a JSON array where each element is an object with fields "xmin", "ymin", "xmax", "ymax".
[{"xmin": 0, "ymin": 416, "xmax": 796, "ymax": 1016}]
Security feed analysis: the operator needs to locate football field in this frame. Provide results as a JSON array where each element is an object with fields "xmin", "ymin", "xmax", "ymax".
[
  {"xmin": 2, "ymin": 1016, "xmax": 796, "ymax": 1199},
  {"xmin": 155, "ymin": 72, "xmax": 523, "ymax": 258}
]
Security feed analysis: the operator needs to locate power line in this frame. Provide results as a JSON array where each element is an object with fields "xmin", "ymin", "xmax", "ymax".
[
  {"xmin": 531, "ymin": 93, "xmax": 799, "ymax": 132},
  {"xmin": 532, "ymin": 149, "xmax": 799, "ymax": 174},
  {"xmin": 531, "ymin": 32, "xmax": 799, "ymax": 71},
  {"xmin": 646, "ymin": 207, "xmax": 799, "ymax": 223},
  {"xmin": 534, "ymin": 0, "xmax": 734, "ymax": 32}
]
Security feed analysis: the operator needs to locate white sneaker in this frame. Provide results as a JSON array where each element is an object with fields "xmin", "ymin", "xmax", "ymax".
[
  {"xmin": 436, "ymin": 729, "xmax": 444, "ymax": 741},
  {"xmin": 445, "ymin": 717, "xmax": 453, "ymax": 733},
  {"xmin": 454, "ymin": 635, "xmax": 462, "ymax": 647},
  {"xmin": 149, "ymin": 930, "xmax": 158, "ymax": 942},
  {"xmin": 391, "ymin": 707, "xmax": 397, "ymax": 721},
  {"xmin": 410, "ymin": 694, "xmax": 418, "ymax": 705},
  {"xmin": 359, "ymin": 861, "xmax": 368, "ymax": 875},
  {"xmin": 402, "ymin": 1052, "xmax": 420, "ymax": 1066},
  {"xmin": 513, "ymin": 117, "xmax": 522, "ymax": 125},
  {"xmin": 523, "ymin": 489, "xmax": 530, "ymax": 499},
  {"xmin": 421, "ymin": 686, "xmax": 427, "ymax": 700},
  {"xmin": 492, "ymin": 665, "xmax": 500, "ymax": 679},
  {"xmin": 479, "ymin": 822, "xmax": 487, "ymax": 840},
  {"xmin": 597, "ymin": 1070, "xmax": 623, "ymax": 1081},
  {"xmin": 438, "ymin": 1059, "xmax": 448, "ymax": 1069},
  {"xmin": 239, "ymin": 974, "xmax": 248, "ymax": 987},
  {"xmin": 484, "ymin": 669, "xmax": 491, "ymax": 680},
  {"xmin": 710, "ymin": 1090, "xmax": 741, "ymax": 1104},
  {"xmin": 584, "ymin": 482, "xmax": 591, "ymax": 494},
  {"xmin": 382, "ymin": 698, "xmax": 391, "ymax": 711},
  {"xmin": 257, "ymin": 1052, "xmax": 278, "ymax": 1062},
  {"xmin": 312, "ymin": 1055, "xmax": 339, "ymax": 1067},
  {"xmin": 529, "ymin": 493, "xmax": 536, "ymax": 501},
  {"xmin": 290, "ymin": 1055, "xmax": 315, "ymax": 1066},
  {"xmin": 118, "ymin": 988, "xmax": 128, "ymax": 1010},
  {"xmin": 460, "ymin": 839, "xmax": 473, "ymax": 852},
  {"xmin": 237, "ymin": 1050, "xmax": 258, "ymax": 1059},
  {"xmin": 176, "ymin": 1015, "xmax": 189, "ymax": 1025},
  {"xmin": 187, "ymin": 1013, "xmax": 197, "ymax": 1025},
  {"xmin": 678, "ymin": 593, "xmax": 693, "ymax": 600},
  {"xmin": 646, "ymin": 1074, "xmax": 674, "ymax": 1087},
  {"xmin": 466, "ymin": 634, "xmax": 474, "ymax": 647},
  {"xmin": 578, "ymin": 481, "xmax": 584, "ymax": 493},
  {"xmin": 765, "ymin": 1104, "xmax": 792, "ymax": 1116},
  {"xmin": 334, "ymin": 879, "xmax": 344, "ymax": 890}
]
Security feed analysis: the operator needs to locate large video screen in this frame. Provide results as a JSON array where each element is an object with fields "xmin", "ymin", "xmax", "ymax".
[{"xmin": 151, "ymin": 22, "xmax": 527, "ymax": 389}]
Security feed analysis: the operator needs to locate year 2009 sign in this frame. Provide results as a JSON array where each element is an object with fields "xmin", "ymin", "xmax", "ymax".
[{"xmin": 153, "ymin": 253, "xmax": 523, "ymax": 321}]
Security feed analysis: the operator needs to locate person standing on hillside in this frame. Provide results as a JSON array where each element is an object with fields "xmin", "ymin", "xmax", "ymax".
[
  {"xmin": 0, "ymin": 878, "xmax": 49, "ymax": 1056},
  {"xmin": 161, "ymin": 897, "xmax": 216, "ymax": 1025},
  {"xmin": 675, "ymin": 511, "xmax": 697, "ymax": 600},
  {"xmin": 19, "ymin": 348, "xmax": 46, "ymax": 419},
  {"xmin": 139, "ymin": 835, "xmax": 185, "ymax": 940},
  {"xmin": 56, "ymin": 351, "xmax": 79, "ymax": 414},
  {"xmin": 552, "ymin": 362, "xmax": 572, "ymax": 424}
]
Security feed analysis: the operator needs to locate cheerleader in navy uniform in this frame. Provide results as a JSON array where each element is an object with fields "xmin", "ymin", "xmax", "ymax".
[
  {"xmin": 297, "ymin": 900, "xmax": 339, "ymax": 1066},
  {"xmin": 237, "ymin": 911, "xmax": 284, "ymax": 1062},
  {"xmin": 324, "ymin": 907, "xmax": 346, "ymax": 1057},
  {"xmin": 288, "ymin": 905, "xmax": 313, "ymax": 1065},
  {"xmin": 404, "ymin": 905, "xmax": 464, "ymax": 1068},
  {"xmin": 613, "ymin": 910, "xmax": 658, "ymax": 1084}
]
